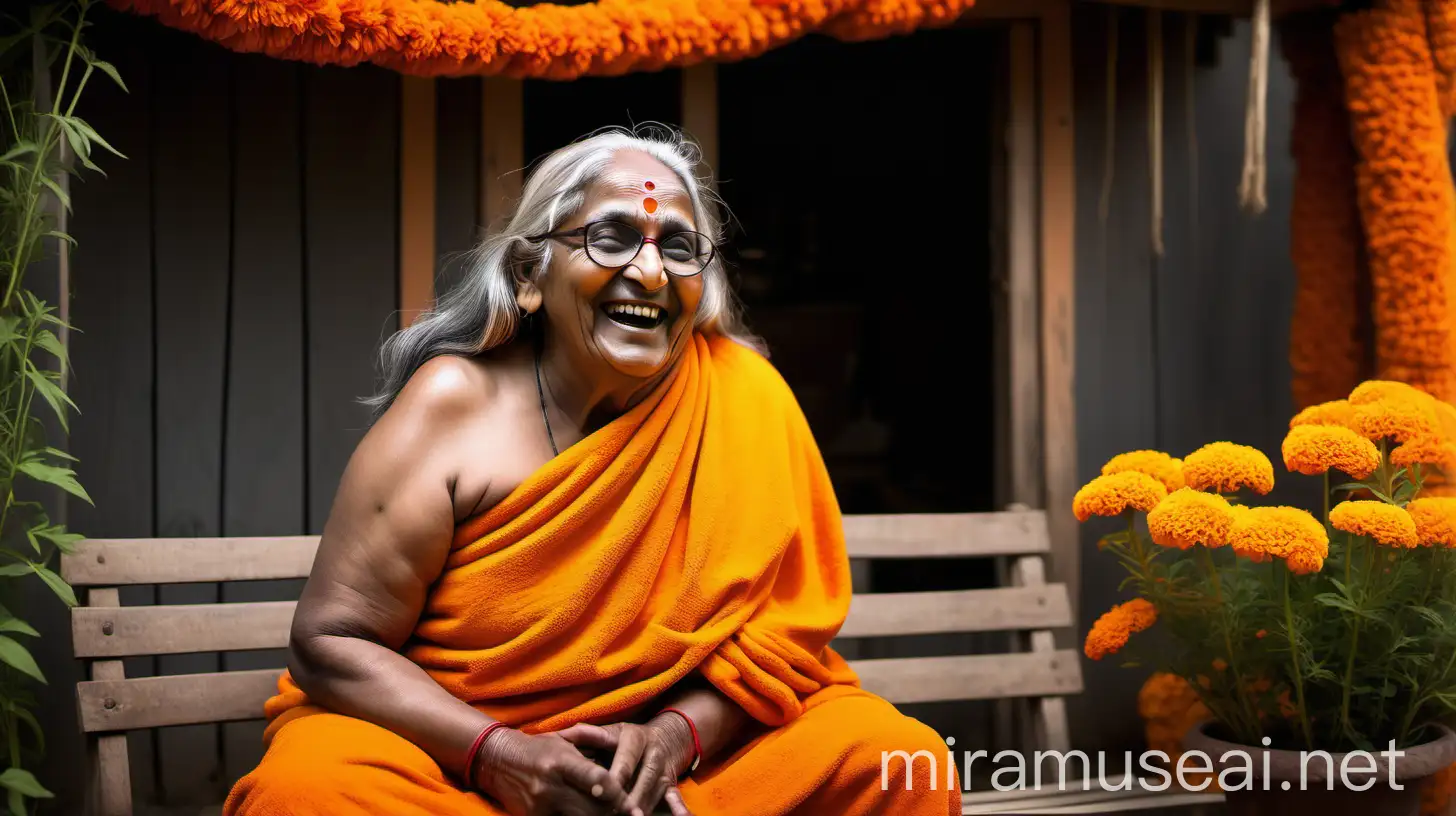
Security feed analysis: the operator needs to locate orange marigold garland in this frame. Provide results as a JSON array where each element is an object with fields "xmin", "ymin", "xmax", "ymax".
[
  {"xmin": 1282, "ymin": 13, "xmax": 1369, "ymax": 410},
  {"xmin": 110, "ymin": 0, "xmax": 976, "ymax": 78},
  {"xmin": 1335, "ymin": 0, "xmax": 1456, "ymax": 404},
  {"xmin": 1084, "ymin": 598, "xmax": 1158, "ymax": 661}
]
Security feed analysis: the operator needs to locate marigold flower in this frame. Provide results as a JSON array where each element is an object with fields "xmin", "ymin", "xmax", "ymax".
[
  {"xmin": 1228, "ymin": 506, "xmax": 1329, "ymax": 573},
  {"xmin": 1255, "ymin": 629, "xmax": 1268, "ymax": 639},
  {"xmin": 1349, "ymin": 380, "xmax": 1429, "ymax": 406},
  {"xmin": 1390, "ymin": 436, "xmax": 1456, "ymax": 471},
  {"xmin": 1102, "ymin": 450, "xmax": 1185, "ymax": 492},
  {"xmin": 1182, "ymin": 442, "xmax": 1275, "ymax": 495},
  {"xmin": 1406, "ymin": 497, "xmax": 1456, "ymax": 547},
  {"xmin": 1146, "ymin": 488, "xmax": 1234, "ymax": 549},
  {"xmin": 1073, "ymin": 472, "xmax": 1168, "ymax": 522},
  {"xmin": 1212, "ymin": 658, "xmax": 1228, "ymax": 671},
  {"xmin": 1352, "ymin": 397, "xmax": 1441, "ymax": 443},
  {"xmin": 1281, "ymin": 424, "xmax": 1381, "ymax": 478},
  {"xmin": 1290, "ymin": 399, "xmax": 1357, "ymax": 430},
  {"xmin": 1330, "ymin": 500, "xmax": 1419, "ymax": 547},
  {"xmin": 1083, "ymin": 598, "xmax": 1157, "ymax": 661},
  {"xmin": 1137, "ymin": 673, "xmax": 1211, "ymax": 758}
]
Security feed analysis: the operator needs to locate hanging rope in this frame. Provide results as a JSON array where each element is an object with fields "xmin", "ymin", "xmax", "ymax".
[{"xmin": 1239, "ymin": 0, "xmax": 1272, "ymax": 213}]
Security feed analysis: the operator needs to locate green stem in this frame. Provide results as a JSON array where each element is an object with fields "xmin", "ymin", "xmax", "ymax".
[
  {"xmin": 1284, "ymin": 565, "xmax": 1314, "ymax": 749},
  {"xmin": 1323, "ymin": 471, "xmax": 1330, "ymax": 525},
  {"xmin": 1201, "ymin": 546, "xmax": 1259, "ymax": 740}
]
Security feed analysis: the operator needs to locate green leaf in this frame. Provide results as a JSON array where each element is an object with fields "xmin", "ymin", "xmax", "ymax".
[
  {"xmin": 52, "ymin": 116, "xmax": 100, "ymax": 173},
  {"xmin": 0, "ymin": 768, "xmax": 51, "ymax": 798},
  {"xmin": 43, "ymin": 230, "xmax": 76, "ymax": 248},
  {"xmin": 31, "ymin": 565, "xmax": 74, "ymax": 608},
  {"xmin": 24, "ymin": 367, "xmax": 77, "ymax": 432},
  {"xmin": 71, "ymin": 117, "xmax": 125, "ymax": 160},
  {"xmin": 1369, "ymin": 487, "xmax": 1396, "ymax": 504},
  {"xmin": 1333, "ymin": 481, "xmax": 1369, "ymax": 493},
  {"xmin": 0, "ymin": 316, "xmax": 21, "ymax": 346},
  {"xmin": 0, "ymin": 636, "xmax": 44, "ymax": 684},
  {"xmin": 0, "ymin": 618, "xmax": 38, "ymax": 638},
  {"xmin": 37, "ymin": 173, "xmax": 70, "ymax": 212},
  {"xmin": 16, "ymin": 461, "xmax": 89, "ymax": 504},
  {"xmin": 0, "ymin": 565, "xmax": 30, "ymax": 578},
  {"xmin": 33, "ymin": 330, "xmax": 67, "ymax": 368},
  {"xmin": 32, "ymin": 526, "xmax": 81, "ymax": 555},
  {"xmin": 10, "ymin": 706, "xmax": 43, "ymax": 755},
  {"xmin": 41, "ymin": 447, "xmax": 76, "ymax": 462},
  {"xmin": 89, "ymin": 58, "xmax": 127, "ymax": 92},
  {"xmin": 0, "ymin": 141, "xmax": 38, "ymax": 163},
  {"xmin": 1314, "ymin": 593, "xmax": 1358, "ymax": 613}
]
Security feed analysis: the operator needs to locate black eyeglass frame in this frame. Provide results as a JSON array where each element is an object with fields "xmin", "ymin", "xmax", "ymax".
[{"xmin": 526, "ymin": 219, "xmax": 718, "ymax": 278}]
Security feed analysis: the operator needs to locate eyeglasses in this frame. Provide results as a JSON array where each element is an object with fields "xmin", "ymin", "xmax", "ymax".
[{"xmin": 527, "ymin": 220, "xmax": 716, "ymax": 278}]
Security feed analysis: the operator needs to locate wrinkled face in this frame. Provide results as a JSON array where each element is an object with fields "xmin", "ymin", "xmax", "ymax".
[{"xmin": 536, "ymin": 150, "xmax": 706, "ymax": 380}]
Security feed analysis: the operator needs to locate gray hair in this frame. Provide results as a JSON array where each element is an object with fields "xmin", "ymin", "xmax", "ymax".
[{"xmin": 366, "ymin": 125, "xmax": 761, "ymax": 417}]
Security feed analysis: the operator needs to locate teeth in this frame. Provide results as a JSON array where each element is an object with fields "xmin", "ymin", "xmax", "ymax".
[{"xmin": 607, "ymin": 304, "xmax": 661, "ymax": 321}]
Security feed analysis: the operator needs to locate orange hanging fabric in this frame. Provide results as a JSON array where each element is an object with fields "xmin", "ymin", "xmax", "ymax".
[{"xmin": 110, "ymin": 0, "xmax": 976, "ymax": 79}]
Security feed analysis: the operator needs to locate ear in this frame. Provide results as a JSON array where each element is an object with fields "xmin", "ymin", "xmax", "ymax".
[{"xmin": 515, "ymin": 279, "xmax": 543, "ymax": 315}]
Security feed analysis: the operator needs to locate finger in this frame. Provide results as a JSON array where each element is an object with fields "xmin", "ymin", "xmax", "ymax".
[
  {"xmin": 623, "ymin": 750, "xmax": 670, "ymax": 816},
  {"xmin": 557, "ymin": 723, "xmax": 618, "ymax": 751},
  {"xmin": 557, "ymin": 749, "xmax": 628, "ymax": 809},
  {"xmin": 609, "ymin": 727, "xmax": 648, "ymax": 793},
  {"xmin": 664, "ymin": 785, "xmax": 693, "ymax": 816},
  {"xmin": 551, "ymin": 783, "xmax": 612, "ymax": 816}
]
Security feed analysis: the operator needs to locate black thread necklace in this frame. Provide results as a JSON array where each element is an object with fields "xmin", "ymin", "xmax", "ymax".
[{"xmin": 533, "ymin": 339, "xmax": 559, "ymax": 457}]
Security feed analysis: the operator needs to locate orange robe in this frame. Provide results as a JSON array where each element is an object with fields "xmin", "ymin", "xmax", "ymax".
[{"xmin": 225, "ymin": 335, "xmax": 959, "ymax": 815}]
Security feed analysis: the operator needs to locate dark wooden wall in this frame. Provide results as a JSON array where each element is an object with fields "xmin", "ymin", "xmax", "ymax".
[{"xmin": 1067, "ymin": 6, "xmax": 1303, "ymax": 755}]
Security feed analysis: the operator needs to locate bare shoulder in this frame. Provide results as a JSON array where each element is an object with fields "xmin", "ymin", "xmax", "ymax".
[{"xmin": 385, "ymin": 354, "xmax": 501, "ymax": 428}]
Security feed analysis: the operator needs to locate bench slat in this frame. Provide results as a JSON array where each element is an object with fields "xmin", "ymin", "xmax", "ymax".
[
  {"xmin": 77, "ymin": 669, "xmax": 284, "ymax": 733},
  {"xmin": 62, "ymin": 537, "xmax": 320, "ymax": 586},
  {"xmin": 72, "ymin": 601, "xmax": 297, "ymax": 658},
  {"xmin": 843, "ymin": 512, "xmax": 1049, "ymax": 558},
  {"xmin": 850, "ymin": 651, "xmax": 1082, "ymax": 704},
  {"xmin": 839, "ymin": 586, "xmax": 1072, "ymax": 638}
]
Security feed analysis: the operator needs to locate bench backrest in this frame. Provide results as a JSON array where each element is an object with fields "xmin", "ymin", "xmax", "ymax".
[{"xmin": 64, "ymin": 509, "xmax": 1081, "ymax": 813}]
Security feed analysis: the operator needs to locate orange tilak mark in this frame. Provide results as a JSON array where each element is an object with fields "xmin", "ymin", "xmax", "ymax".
[{"xmin": 643, "ymin": 197, "xmax": 658, "ymax": 214}]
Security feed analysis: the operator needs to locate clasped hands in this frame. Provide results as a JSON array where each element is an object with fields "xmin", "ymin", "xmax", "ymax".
[{"xmin": 474, "ymin": 714, "xmax": 696, "ymax": 816}]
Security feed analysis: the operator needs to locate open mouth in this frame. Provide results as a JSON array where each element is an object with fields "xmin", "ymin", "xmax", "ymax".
[{"xmin": 603, "ymin": 302, "xmax": 667, "ymax": 330}]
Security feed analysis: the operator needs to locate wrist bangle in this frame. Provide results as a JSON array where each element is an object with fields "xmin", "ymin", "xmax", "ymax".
[
  {"xmin": 659, "ymin": 707, "xmax": 702, "ymax": 776},
  {"xmin": 464, "ymin": 721, "xmax": 510, "ymax": 791}
]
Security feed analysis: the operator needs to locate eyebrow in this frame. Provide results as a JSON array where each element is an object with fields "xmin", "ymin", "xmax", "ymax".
[{"xmin": 589, "ymin": 206, "xmax": 694, "ymax": 234}]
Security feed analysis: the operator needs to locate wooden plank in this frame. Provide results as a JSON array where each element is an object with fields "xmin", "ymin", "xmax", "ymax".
[
  {"xmin": 67, "ymin": 22, "xmax": 158, "ymax": 804},
  {"xmin": 63, "ymin": 537, "xmax": 319, "ymax": 586},
  {"xmin": 842, "ymin": 511, "xmax": 1049, "ymax": 558},
  {"xmin": 305, "ymin": 65, "xmax": 400, "ymax": 533},
  {"xmin": 85, "ymin": 590, "xmax": 132, "ymax": 816},
  {"xmin": 1014, "ymin": 556, "xmax": 1073, "ymax": 753},
  {"xmin": 1008, "ymin": 23, "xmax": 1043, "ymax": 510},
  {"xmin": 72, "ymin": 601, "xmax": 295, "ymax": 659},
  {"xmin": 849, "ymin": 651, "xmax": 1082, "ymax": 705},
  {"xmin": 481, "ymin": 77, "xmax": 523, "ymax": 230},
  {"xmin": 435, "ymin": 77, "xmax": 483, "ymax": 297},
  {"xmin": 839, "ymin": 586, "xmax": 1073, "ymax": 638},
  {"xmin": 151, "ymin": 32, "xmax": 232, "ymax": 801},
  {"xmin": 400, "ymin": 76, "xmax": 437, "ymax": 327},
  {"xmin": 78, "ymin": 669, "xmax": 282, "ymax": 734},
  {"xmin": 681, "ymin": 64, "xmax": 719, "ymax": 176},
  {"xmin": 221, "ymin": 52, "xmax": 308, "ymax": 785}
]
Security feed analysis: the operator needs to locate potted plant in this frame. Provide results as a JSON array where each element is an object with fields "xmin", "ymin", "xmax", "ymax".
[{"xmin": 1079, "ymin": 380, "xmax": 1456, "ymax": 816}]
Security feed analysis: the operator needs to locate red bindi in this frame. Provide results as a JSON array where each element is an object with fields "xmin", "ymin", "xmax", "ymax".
[
  {"xmin": 644, "ymin": 180, "xmax": 655, "ymax": 191},
  {"xmin": 643, "ymin": 197, "xmax": 659, "ymax": 215}
]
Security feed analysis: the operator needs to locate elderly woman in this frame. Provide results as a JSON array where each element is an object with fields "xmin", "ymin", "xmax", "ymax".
[{"xmin": 225, "ymin": 129, "xmax": 956, "ymax": 816}]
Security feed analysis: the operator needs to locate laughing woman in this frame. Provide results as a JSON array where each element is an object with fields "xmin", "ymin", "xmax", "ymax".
[{"xmin": 225, "ymin": 128, "xmax": 957, "ymax": 816}]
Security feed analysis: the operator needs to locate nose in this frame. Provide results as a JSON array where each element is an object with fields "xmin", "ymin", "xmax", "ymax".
[{"xmin": 622, "ymin": 240, "xmax": 669, "ymax": 292}]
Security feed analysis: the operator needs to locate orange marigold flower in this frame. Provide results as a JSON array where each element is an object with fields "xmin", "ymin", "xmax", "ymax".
[
  {"xmin": 1281, "ymin": 424, "xmax": 1381, "ymax": 478},
  {"xmin": 1349, "ymin": 380, "xmax": 1429, "ymax": 406},
  {"xmin": 1278, "ymin": 689, "xmax": 1298, "ymax": 720},
  {"xmin": 1212, "ymin": 658, "xmax": 1228, "ymax": 671},
  {"xmin": 1290, "ymin": 399, "xmax": 1357, "ymax": 429},
  {"xmin": 1073, "ymin": 472, "xmax": 1168, "ymax": 522},
  {"xmin": 1390, "ymin": 436, "xmax": 1456, "ymax": 471},
  {"xmin": 1137, "ymin": 673, "xmax": 1211, "ymax": 758},
  {"xmin": 1083, "ymin": 598, "xmax": 1157, "ymax": 661},
  {"xmin": 1102, "ymin": 450, "xmax": 1185, "ymax": 492},
  {"xmin": 1183, "ymin": 442, "xmax": 1275, "ymax": 495},
  {"xmin": 1228, "ymin": 506, "xmax": 1329, "ymax": 573},
  {"xmin": 1406, "ymin": 497, "xmax": 1456, "ymax": 547},
  {"xmin": 1330, "ymin": 500, "xmax": 1419, "ymax": 547},
  {"xmin": 1146, "ymin": 488, "xmax": 1234, "ymax": 549},
  {"xmin": 1255, "ymin": 629, "xmax": 1268, "ymax": 639},
  {"xmin": 1352, "ymin": 397, "xmax": 1441, "ymax": 443}
]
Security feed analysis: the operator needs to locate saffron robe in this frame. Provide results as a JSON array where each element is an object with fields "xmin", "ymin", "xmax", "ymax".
[{"xmin": 225, "ymin": 335, "xmax": 959, "ymax": 815}]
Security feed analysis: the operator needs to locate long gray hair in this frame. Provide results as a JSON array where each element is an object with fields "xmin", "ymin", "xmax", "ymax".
[{"xmin": 366, "ymin": 125, "xmax": 760, "ymax": 417}]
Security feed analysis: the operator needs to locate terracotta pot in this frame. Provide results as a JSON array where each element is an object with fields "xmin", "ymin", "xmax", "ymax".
[{"xmin": 1182, "ymin": 721, "xmax": 1456, "ymax": 816}]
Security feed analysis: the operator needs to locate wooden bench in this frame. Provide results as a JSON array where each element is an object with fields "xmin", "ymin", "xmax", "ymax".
[{"xmin": 65, "ymin": 509, "xmax": 1091, "ymax": 815}]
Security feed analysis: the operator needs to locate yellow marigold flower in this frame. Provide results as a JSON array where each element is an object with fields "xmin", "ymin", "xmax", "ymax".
[
  {"xmin": 1182, "ymin": 442, "xmax": 1275, "ymax": 495},
  {"xmin": 1390, "ymin": 436, "xmax": 1456, "ymax": 471},
  {"xmin": 1349, "ymin": 380, "xmax": 1428, "ymax": 406},
  {"xmin": 1083, "ymin": 598, "xmax": 1157, "ymax": 661},
  {"xmin": 1146, "ymin": 488, "xmax": 1234, "ymax": 549},
  {"xmin": 1406, "ymin": 497, "xmax": 1456, "ymax": 547},
  {"xmin": 1352, "ymin": 397, "xmax": 1440, "ymax": 443},
  {"xmin": 1102, "ymin": 450, "xmax": 1185, "ymax": 492},
  {"xmin": 1073, "ymin": 472, "xmax": 1168, "ymax": 522},
  {"xmin": 1281, "ymin": 424, "xmax": 1381, "ymax": 479},
  {"xmin": 1228, "ymin": 506, "xmax": 1329, "ymax": 574},
  {"xmin": 1290, "ymin": 399, "xmax": 1356, "ymax": 429},
  {"xmin": 1329, "ymin": 500, "xmax": 1419, "ymax": 548}
]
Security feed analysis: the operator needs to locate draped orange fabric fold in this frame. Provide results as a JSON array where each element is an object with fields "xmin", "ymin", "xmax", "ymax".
[{"xmin": 227, "ymin": 335, "xmax": 959, "ymax": 815}]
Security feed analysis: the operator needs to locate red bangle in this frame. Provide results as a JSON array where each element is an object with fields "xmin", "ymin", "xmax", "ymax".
[
  {"xmin": 464, "ymin": 722, "xmax": 509, "ymax": 790},
  {"xmin": 659, "ymin": 707, "xmax": 702, "ymax": 776}
]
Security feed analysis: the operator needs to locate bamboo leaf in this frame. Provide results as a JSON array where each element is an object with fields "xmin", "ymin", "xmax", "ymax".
[
  {"xmin": 0, "ymin": 768, "xmax": 51, "ymax": 798},
  {"xmin": 33, "ymin": 329, "xmax": 67, "ymax": 367},
  {"xmin": 0, "ymin": 636, "xmax": 44, "ymax": 683},
  {"xmin": 25, "ymin": 367, "xmax": 77, "ymax": 431},
  {"xmin": 17, "ymin": 460, "xmax": 90, "ymax": 504},
  {"xmin": 31, "ymin": 564, "xmax": 75, "ymax": 607},
  {"xmin": 71, "ymin": 117, "xmax": 125, "ymax": 160},
  {"xmin": 0, "ymin": 565, "xmax": 30, "ymax": 578},
  {"xmin": 0, "ymin": 617, "xmax": 38, "ymax": 637},
  {"xmin": 37, "ymin": 172, "xmax": 70, "ymax": 212}
]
